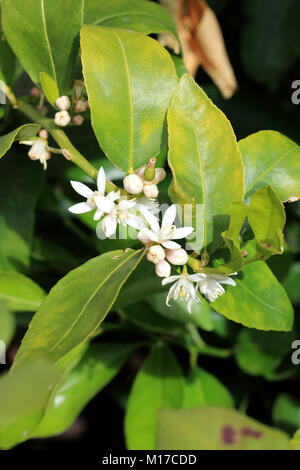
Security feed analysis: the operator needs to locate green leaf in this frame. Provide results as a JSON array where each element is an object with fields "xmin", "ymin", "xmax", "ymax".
[
  {"xmin": 183, "ymin": 367, "xmax": 234, "ymax": 409},
  {"xmin": 273, "ymin": 394, "xmax": 300, "ymax": 433},
  {"xmin": 125, "ymin": 345, "xmax": 184, "ymax": 450},
  {"xmin": 84, "ymin": 0, "xmax": 179, "ymax": 43},
  {"xmin": 0, "ymin": 360, "xmax": 61, "ymax": 449},
  {"xmin": 221, "ymin": 201, "xmax": 248, "ymax": 273},
  {"xmin": 213, "ymin": 261, "xmax": 294, "ymax": 331},
  {"xmin": 13, "ymin": 249, "xmax": 145, "ymax": 368},
  {"xmin": 0, "ymin": 301, "xmax": 16, "ymax": 346},
  {"xmin": 0, "ymin": 124, "xmax": 41, "ymax": 159},
  {"xmin": 40, "ymin": 71, "xmax": 59, "ymax": 107},
  {"xmin": 290, "ymin": 430, "xmax": 300, "ymax": 450},
  {"xmin": 281, "ymin": 262, "xmax": 300, "ymax": 304},
  {"xmin": 34, "ymin": 342, "xmax": 135, "ymax": 438},
  {"xmin": 235, "ymin": 329, "xmax": 295, "ymax": 378},
  {"xmin": 247, "ymin": 186, "xmax": 286, "ymax": 261},
  {"xmin": 167, "ymin": 74, "xmax": 244, "ymax": 253},
  {"xmin": 0, "ymin": 17, "xmax": 15, "ymax": 85},
  {"xmin": 0, "ymin": 152, "xmax": 44, "ymax": 271},
  {"xmin": 81, "ymin": 25, "xmax": 178, "ymax": 171},
  {"xmin": 156, "ymin": 407, "xmax": 290, "ymax": 450},
  {"xmin": 2, "ymin": 0, "xmax": 83, "ymax": 94},
  {"xmin": 239, "ymin": 131, "xmax": 300, "ymax": 202},
  {"xmin": 0, "ymin": 270, "xmax": 46, "ymax": 312}
]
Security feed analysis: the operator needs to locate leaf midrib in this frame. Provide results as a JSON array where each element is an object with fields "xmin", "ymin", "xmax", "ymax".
[
  {"xmin": 192, "ymin": 117, "xmax": 207, "ymax": 251},
  {"xmin": 41, "ymin": 0, "xmax": 57, "ymax": 85},
  {"xmin": 92, "ymin": 11, "xmax": 168, "ymax": 27}
]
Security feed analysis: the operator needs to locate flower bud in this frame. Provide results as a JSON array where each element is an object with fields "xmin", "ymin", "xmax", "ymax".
[
  {"xmin": 39, "ymin": 129, "xmax": 48, "ymax": 140},
  {"xmin": 30, "ymin": 87, "xmax": 41, "ymax": 97},
  {"xmin": 155, "ymin": 259, "xmax": 171, "ymax": 278},
  {"xmin": 123, "ymin": 174, "xmax": 143, "ymax": 195},
  {"xmin": 138, "ymin": 229, "xmax": 152, "ymax": 246},
  {"xmin": 147, "ymin": 245, "xmax": 165, "ymax": 264},
  {"xmin": 165, "ymin": 248, "xmax": 188, "ymax": 266},
  {"xmin": 72, "ymin": 115, "xmax": 84, "ymax": 126},
  {"xmin": 153, "ymin": 168, "xmax": 166, "ymax": 184},
  {"xmin": 75, "ymin": 100, "xmax": 87, "ymax": 113},
  {"xmin": 55, "ymin": 96, "xmax": 71, "ymax": 111},
  {"xmin": 54, "ymin": 110, "xmax": 71, "ymax": 127},
  {"xmin": 143, "ymin": 184, "xmax": 158, "ymax": 199}
]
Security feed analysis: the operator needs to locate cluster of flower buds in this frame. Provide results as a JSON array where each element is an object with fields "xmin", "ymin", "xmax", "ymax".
[
  {"xmin": 123, "ymin": 158, "xmax": 166, "ymax": 199},
  {"xmin": 54, "ymin": 81, "xmax": 89, "ymax": 128}
]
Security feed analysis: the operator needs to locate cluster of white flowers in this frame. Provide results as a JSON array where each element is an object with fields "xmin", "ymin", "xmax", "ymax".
[{"xmin": 68, "ymin": 164, "xmax": 237, "ymax": 313}]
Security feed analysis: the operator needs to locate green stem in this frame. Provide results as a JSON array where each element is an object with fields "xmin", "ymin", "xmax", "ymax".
[{"xmin": 17, "ymin": 100, "xmax": 117, "ymax": 192}]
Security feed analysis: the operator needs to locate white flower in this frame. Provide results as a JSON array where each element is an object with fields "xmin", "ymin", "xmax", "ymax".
[
  {"xmin": 143, "ymin": 183, "xmax": 158, "ymax": 198},
  {"xmin": 162, "ymin": 273, "xmax": 205, "ymax": 313},
  {"xmin": 165, "ymin": 248, "xmax": 188, "ymax": 266},
  {"xmin": 139, "ymin": 204, "xmax": 194, "ymax": 249},
  {"xmin": 20, "ymin": 139, "xmax": 51, "ymax": 170},
  {"xmin": 101, "ymin": 199, "xmax": 144, "ymax": 238},
  {"xmin": 147, "ymin": 245, "xmax": 165, "ymax": 264},
  {"xmin": 69, "ymin": 167, "xmax": 119, "ymax": 221},
  {"xmin": 123, "ymin": 174, "xmax": 143, "ymax": 195},
  {"xmin": 155, "ymin": 259, "xmax": 171, "ymax": 278},
  {"xmin": 136, "ymin": 196, "xmax": 160, "ymax": 215},
  {"xmin": 55, "ymin": 96, "xmax": 71, "ymax": 111},
  {"xmin": 197, "ymin": 273, "xmax": 237, "ymax": 302},
  {"xmin": 54, "ymin": 110, "xmax": 71, "ymax": 127}
]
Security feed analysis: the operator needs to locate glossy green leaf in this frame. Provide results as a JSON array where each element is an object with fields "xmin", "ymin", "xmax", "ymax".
[
  {"xmin": 183, "ymin": 367, "xmax": 234, "ymax": 409},
  {"xmin": 0, "ymin": 152, "xmax": 44, "ymax": 271},
  {"xmin": 125, "ymin": 345, "xmax": 184, "ymax": 450},
  {"xmin": 221, "ymin": 201, "xmax": 248, "ymax": 273},
  {"xmin": 247, "ymin": 186, "xmax": 286, "ymax": 261},
  {"xmin": 239, "ymin": 131, "xmax": 300, "ymax": 202},
  {"xmin": 273, "ymin": 394, "xmax": 300, "ymax": 433},
  {"xmin": 0, "ymin": 270, "xmax": 46, "ymax": 312},
  {"xmin": 0, "ymin": 14, "xmax": 15, "ymax": 85},
  {"xmin": 148, "ymin": 291, "xmax": 214, "ymax": 332},
  {"xmin": 34, "ymin": 342, "xmax": 135, "ymax": 438},
  {"xmin": 168, "ymin": 74, "xmax": 244, "ymax": 253},
  {"xmin": 213, "ymin": 261, "xmax": 294, "ymax": 331},
  {"xmin": 81, "ymin": 25, "xmax": 178, "ymax": 171},
  {"xmin": 290, "ymin": 430, "xmax": 300, "ymax": 450},
  {"xmin": 2, "ymin": 0, "xmax": 83, "ymax": 94},
  {"xmin": 0, "ymin": 301, "xmax": 15, "ymax": 346},
  {"xmin": 0, "ymin": 360, "xmax": 61, "ymax": 449},
  {"xmin": 156, "ymin": 407, "xmax": 290, "ymax": 450},
  {"xmin": 13, "ymin": 249, "xmax": 145, "ymax": 368},
  {"xmin": 281, "ymin": 262, "xmax": 300, "ymax": 304},
  {"xmin": 40, "ymin": 71, "xmax": 59, "ymax": 107},
  {"xmin": 84, "ymin": 0, "xmax": 179, "ymax": 43},
  {"xmin": 235, "ymin": 329, "xmax": 295, "ymax": 378},
  {"xmin": 0, "ymin": 124, "xmax": 41, "ymax": 159}
]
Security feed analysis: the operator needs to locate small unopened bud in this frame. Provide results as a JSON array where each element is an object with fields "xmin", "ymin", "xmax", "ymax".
[
  {"xmin": 143, "ymin": 184, "xmax": 158, "ymax": 199},
  {"xmin": 75, "ymin": 100, "xmax": 87, "ymax": 113},
  {"xmin": 147, "ymin": 245, "xmax": 165, "ymax": 264},
  {"xmin": 30, "ymin": 87, "xmax": 41, "ymax": 97},
  {"xmin": 153, "ymin": 168, "xmax": 166, "ymax": 184},
  {"xmin": 55, "ymin": 96, "xmax": 71, "ymax": 111},
  {"xmin": 39, "ymin": 129, "xmax": 48, "ymax": 140},
  {"xmin": 74, "ymin": 80, "xmax": 84, "ymax": 101},
  {"xmin": 62, "ymin": 149, "xmax": 72, "ymax": 160},
  {"xmin": 155, "ymin": 259, "xmax": 171, "ymax": 278},
  {"xmin": 138, "ymin": 229, "xmax": 152, "ymax": 245},
  {"xmin": 54, "ymin": 110, "xmax": 71, "ymax": 127},
  {"xmin": 165, "ymin": 248, "xmax": 188, "ymax": 266},
  {"xmin": 242, "ymin": 251, "xmax": 248, "ymax": 258},
  {"xmin": 123, "ymin": 174, "xmax": 143, "ymax": 195},
  {"xmin": 72, "ymin": 115, "xmax": 84, "ymax": 126}
]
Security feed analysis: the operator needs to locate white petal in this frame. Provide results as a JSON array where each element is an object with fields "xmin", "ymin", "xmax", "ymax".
[
  {"xmin": 20, "ymin": 140, "xmax": 34, "ymax": 146},
  {"xmin": 68, "ymin": 202, "xmax": 92, "ymax": 214},
  {"xmin": 119, "ymin": 199, "xmax": 136, "ymax": 210},
  {"xmin": 166, "ymin": 283, "xmax": 179, "ymax": 305},
  {"xmin": 143, "ymin": 229, "xmax": 159, "ymax": 243},
  {"xmin": 188, "ymin": 273, "xmax": 206, "ymax": 282},
  {"xmin": 94, "ymin": 195, "xmax": 115, "ymax": 214},
  {"xmin": 70, "ymin": 181, "xmax": 93, "ymax": 198},
  {"xmin": 126, "ymin": 214, "xmax": 145, "ymax": 230},
  {"xmin": 162, "ymin": 204, "xmax": 177, "ymax": 229},
  {"xmin": 162, "ymin": 240, "xmax": 181, "ymax": 250},
  {"xmin": 102, "ymin": 214, "xmax": 117, "ymax": 238},
  {"xmin": 107, "ymin": 190, "xmax": 120, "ymax": 202},
  {"xmin": 97, "ymin": 167, "xmax": 106, "ymax": 195},
  {"xmin": 172, "ymin": 226, "xmax": 194, "ymax": 240},
  {"xmin": 139, "ymin": 207, "xmax": 160, "ymax": 233},
  {"xmin": 93, "ymin": 208, "xmax": 103, "ymax": 221},
  {"xmin": 162, "ymin": 275, "xmax": 180, "ymax": 286}
]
